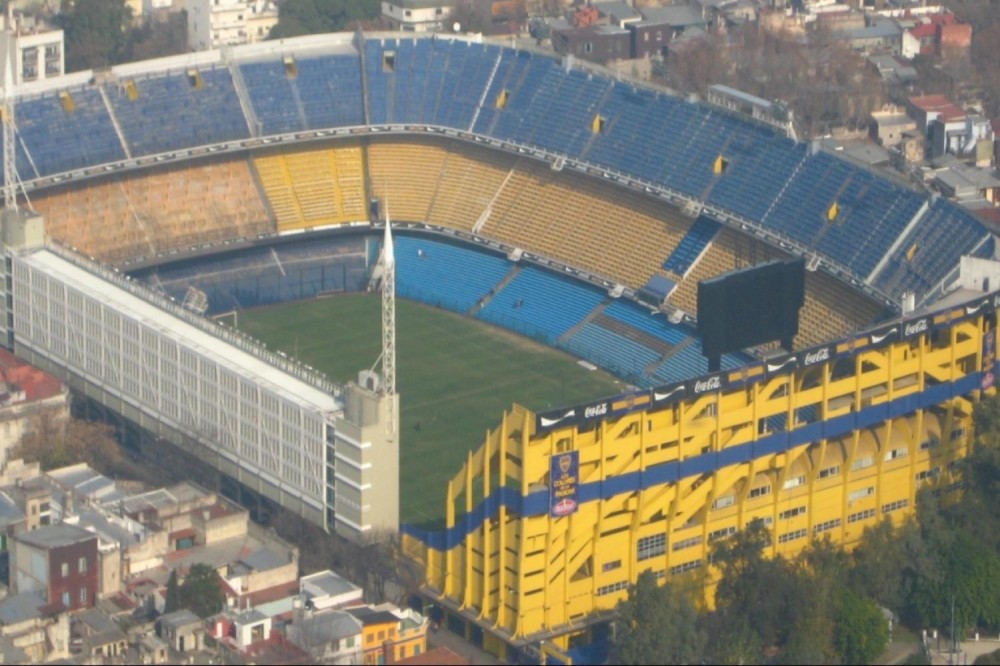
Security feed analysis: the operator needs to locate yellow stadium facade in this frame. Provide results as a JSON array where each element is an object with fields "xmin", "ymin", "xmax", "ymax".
[{"xmin": 402, "ymin": 292, "xmax": 1000, "ymax": 662}]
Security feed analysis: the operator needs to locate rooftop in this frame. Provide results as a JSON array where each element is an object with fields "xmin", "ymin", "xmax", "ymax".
[
  {"xmin": 347, "ymin": 607, "xmax": 401, "ymax": 627},
  {"xmin": 636, "ymin": 4, "xmax": 704, "ymax": 27},
  {"xmin": 48, "ymin": 463, "xmax": 127, "ymax": 505},
  {"xmin": 234, "ymin": 608, "xmax": 268, "ymax": 625},
  {"xmin": 18, "ymin": 250, "xmax": 340, "ymax": 416},
  {"xmin": 0, "ymin": 592, "xmax": 50, "ymax": 625},
  {"xmin": 909, "ymin": 94, "xmax": 966, "ymax": 122},
  {"xmin": 0, "ymin": 348, "xmax": 64, "ymax": 403},
  {"xmin": 0, "ymin": 490, "xmax": 25, "ymax": 526},
  {"xmin": 300, "ymin": 569, "xmax": 361, "ymax": 599},
  {"xmin": 160, "ymin": 608, "xmax": 202, "ymax": 630},
  {"xmin": 16, "ymin": 523, "xmax": 96, "ymax": 550},
  {"xmin": 291, "ymin": 610, "xmax": 363, "ymax": 646}
]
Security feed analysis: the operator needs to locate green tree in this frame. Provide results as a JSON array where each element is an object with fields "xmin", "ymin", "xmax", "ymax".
[
  {"xmin": 178, "ymin": 563, "xmax": 225, "ymax": 619},
  {"xmin": 58, "ymin": 0, "xmax": 133, "ymax": 72},
  {"xmin": 850, "ymin": 518, "xmax": 935, "ymax": 615},
  {"xmin": 13, "ymin": 415, "xmax": 123, "ymax": 473},
  {"xmin": 833, "ymin": 588, "xmax": 889, "ymax": 665},
  {"xmin": 269, "ymin": 0, "xmax": 380, "ymax": 40},
  {"xmin": 712, "ymin": 519, "xmax": 799, "ymax": 647},
  {"xmin": 611, "ymin": 570, "xmax": 706, "ymax": 665},
  {"xmin": 164, "ymin": 569, "xmax": 180, "ymax": 614}
]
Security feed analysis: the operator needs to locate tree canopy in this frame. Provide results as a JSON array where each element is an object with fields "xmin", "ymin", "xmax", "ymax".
[
  {"xmin": 612, "ymin": 570, "xmax": 705, "ymax": 665},
  {"xmin": 176, "ymin": 563, "xmax": 225, "ymax": 619},
  {"xmin": 58, "ymin": 0, "xmax": 133, "ymax": 72},
  {"xmin": 269, "ymin": 0, "xmax": 381, "ymax": 40}
]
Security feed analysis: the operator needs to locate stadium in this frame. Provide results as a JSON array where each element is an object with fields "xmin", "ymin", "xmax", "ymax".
[{"xmin": 2, "ymin": 30, "xmax": 998, "ymax": 663}]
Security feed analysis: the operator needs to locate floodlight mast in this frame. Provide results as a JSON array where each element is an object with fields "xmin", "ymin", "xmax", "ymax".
[
  {"xmin": 2, "ymin": 33, "xmax": 16, "ymax": 212},
  {"xmin": 381, "ymin": 204, "xmax": 396, "ymax": 434}
]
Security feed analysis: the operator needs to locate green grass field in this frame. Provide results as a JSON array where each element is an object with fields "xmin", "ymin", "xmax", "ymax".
[{"xmin": 236, "ymin": 294, "xmax": 623, "ymax": 526}]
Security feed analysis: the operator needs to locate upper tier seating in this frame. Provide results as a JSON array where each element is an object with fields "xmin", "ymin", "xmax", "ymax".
[
  {"xmin": 873, "ymin": 199, "xmax": 995, "ymax": 297},
  {"xmin": 16, "ymin": 89, "xmax": 126, "ymax": 177},
  {"xmin": 7, "ymin": 36, "xmax": 988, "ymax": 307},
  {"xmin": 105, "ymin": 67, "xmax": 249, "ymax": 155}
]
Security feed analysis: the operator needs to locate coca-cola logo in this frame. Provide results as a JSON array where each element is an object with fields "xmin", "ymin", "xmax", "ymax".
[
  {"xmin": 804, "ymin": 348, "xmax": 830, "ymax": 365},
  {"xmin": 904, "ymin": 319, "xmax": 928, "ymax": 337},
  {"xmin": 694, "ymin": 376, "xmax": 722, "ymax": 393}
]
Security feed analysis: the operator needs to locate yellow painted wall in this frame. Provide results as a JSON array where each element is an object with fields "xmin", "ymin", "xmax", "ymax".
[{"xmin": 405, "ymin": 305, "xmax": 997, "ymax": 653}]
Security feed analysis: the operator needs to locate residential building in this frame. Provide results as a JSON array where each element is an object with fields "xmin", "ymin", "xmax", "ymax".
[
  {"xmin": 348, "ymin": 604, "xmax": 429, "ymax": 664},
  {"xmin": 5, "ymin": 476, "xmax": 53, "ymax": 532},
  {"xmin": 10, "ymin": 524, "xmax": 98, "ymax": 612},
  {"xmin": 552, "ymin": 23, "xmax": 630, "ymax": 63},
  {"xmin": 870, "ymin": 106, "xmax": 917, "ymax": 148},
  {"xmin": 932, "ymin": 158, "xmax": 1000, "ymax": 205},
  {"xmin": 0, "ymin": 348, "xmax": 70, "ymax": 465},
  {"xmin": 0, "ymin": 10, "xmax": 64, "ymax": 85},
  {"xmin": 286, "ymin": 608, "xmax": 363, "ymax": 665},
  {"xmin": 158, "ymin": 608, "xmax": 205, "ymax": 653},
  {"xmin": 900, "ymin": 12, "xmax": 971, "ymax": 58},
  {"xmin": 71, "ymin": 607, "xmax": 128, "ymax": 662},
  {"xmin": 185, "ymin": 0, "xmax": 278, "ymax": 51},
  {"xmin": 299, "ymin": 569, "xmax": 363, "ymax": 611},
  {"xmin": 349, "ymin": 607, "xmax": 401, "ymax": 665},
  {"xmin": 0, "ymin": 489, "xmax": 24, "ymax": 557},
  {"xmin": 0, "ymin": 591, "xmax": 70, "ymax": 662},
  {"xmin": 381, "ymin": 0, "xmax": 455, "ymax": 32}
]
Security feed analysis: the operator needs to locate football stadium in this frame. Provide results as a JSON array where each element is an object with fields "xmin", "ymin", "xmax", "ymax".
[{"xmin": 1, "ymin": 31, "xmax": 998, "ymax": 663}]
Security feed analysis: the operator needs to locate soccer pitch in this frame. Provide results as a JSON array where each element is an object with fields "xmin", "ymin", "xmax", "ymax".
[{"xmin": 237, "ymin": 294, "xmax": 624, "ymax": 526}]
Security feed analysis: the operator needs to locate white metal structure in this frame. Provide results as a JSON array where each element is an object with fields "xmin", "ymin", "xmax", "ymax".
[
  {"xmin": 9, "ymin": 246, "xmax": 343, "ymax": 528},
  {"xmin": 2, "ymin": 39, "xmax": 16, "ymax": 212},
  {"xmin": 380, "ymin": 216, "xmax": 397, "ymax": 435}
]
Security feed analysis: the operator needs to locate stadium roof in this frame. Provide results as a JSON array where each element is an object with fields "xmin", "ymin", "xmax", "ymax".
[{"xmin": 18, "ymin": 249, "xmax": 341, "ymax": 416}]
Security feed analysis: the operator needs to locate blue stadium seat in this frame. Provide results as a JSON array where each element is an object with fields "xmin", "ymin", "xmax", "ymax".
[
  {"xmin": 240, "ymin": 60, "xmax": 303, "ymax": 135},
  {"xmin": 395, "ymin": 236, "xmax": 511, "ymax": 313},
  {"xmin": 106, "ymin": 67, "xmax": 249, "ymax": 155},
  {"xmin": 476, "ymin": 266, "xmax": 605, "ymax": 344},
  {"xmin": 873, "ymin": 199, "xmax": 993, "ymax": 297},
  {"xmin": 16, "ymin": 88, "xmax": 126, "ymax": 177},
  {"xmin": 135, "ymin": 237, "xmax": 369, "ymax": 313},
  {"xmin": 563, "ymin": 323, "xmax": 660, "ymax": 383},
  {"xmin": 663, "ymin": 215, "xmax": 722, "ymax": 276}
]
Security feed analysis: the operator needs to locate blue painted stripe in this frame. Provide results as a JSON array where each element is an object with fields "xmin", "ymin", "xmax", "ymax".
[{"xmin": 402, "ymin": 372, "xmax": 982, "ymax": 551}]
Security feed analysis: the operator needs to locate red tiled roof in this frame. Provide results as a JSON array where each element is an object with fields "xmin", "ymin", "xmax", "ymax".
[
  {"xmin": 909, "ymin": 22, "xmax": 936, "ymax": 39},
  {"xmin": 169, "ymin": 528, "xmax": 196, "ymax": 542},
  {"xmin": 0, "ymin": 348, "xmax": 64, "ymax": 401},
  {"xmin": 909, "ymin": 95, "xmax": 965, "ymax": 122},
  {"xmin": 244, "ymin": 580, "xmax": 299, "ymax": 607}
]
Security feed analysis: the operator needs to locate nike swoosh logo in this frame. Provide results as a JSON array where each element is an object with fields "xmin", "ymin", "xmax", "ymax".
[
  {"xmin": 540, "ymin": 410, "xmax": 576, "ymax": 427},
  {"xmin": 767, "ymin": 357, "xmax": 797, "ymax": 372},
  {"xmin": 870, "ymin": 327, "xmax": 898, "ymax": 344},
  {"xmin": 654, "ymin": 386, "xmax": 685, "ymax": 401}
]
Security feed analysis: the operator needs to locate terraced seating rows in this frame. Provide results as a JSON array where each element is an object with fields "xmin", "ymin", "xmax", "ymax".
[
  {"xmin": 253, "ymin": 144, "xmax": 367, "ymax": 230},
  {"xmin": 32, "ymin": 158, "xmax": 272, "ymax": 264}
]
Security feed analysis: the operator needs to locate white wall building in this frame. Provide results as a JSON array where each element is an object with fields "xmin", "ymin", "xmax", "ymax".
[
  {"xmin": 1, "ymin": 11, "xmax": 64, "ymax": 85},
  {"xmin": 381, "ymin": 0, "xmax": 455, "ymax": 33},
  {"xmin": 185, "ymin": 0, "xmax": 278, "ymax": 51}
]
